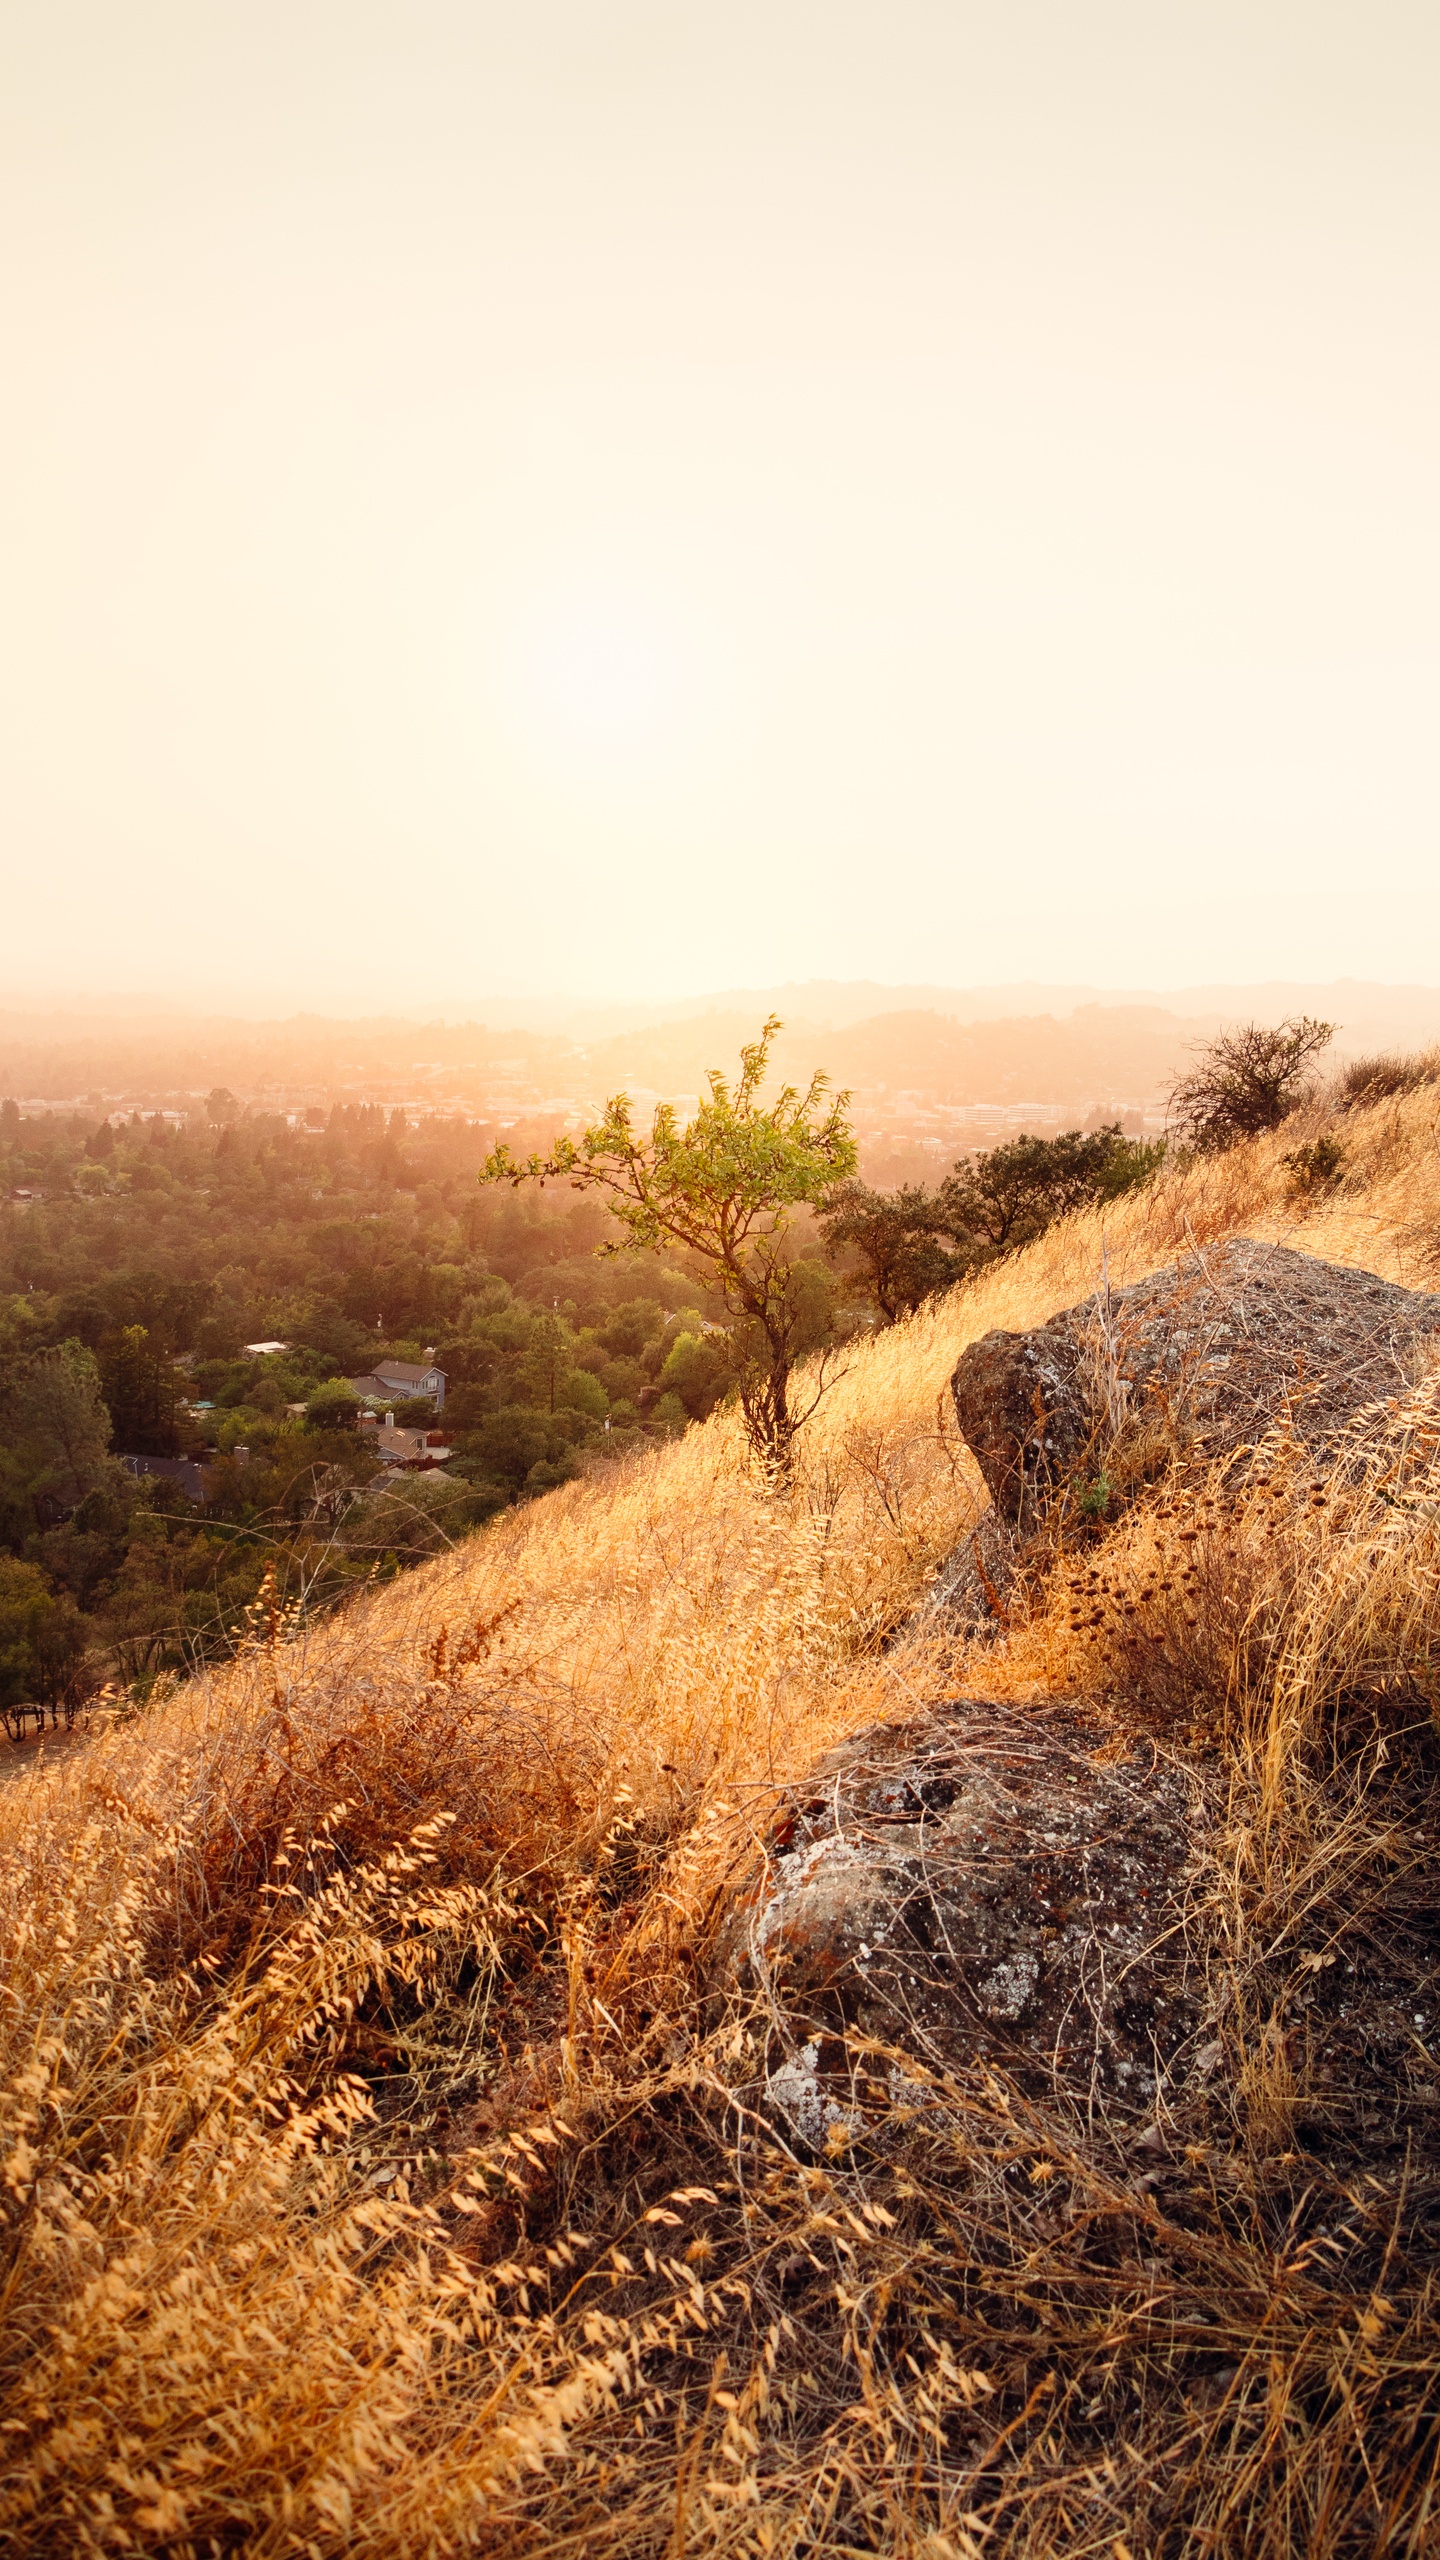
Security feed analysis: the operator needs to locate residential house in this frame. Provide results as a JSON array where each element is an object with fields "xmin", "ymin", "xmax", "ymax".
[
  {"xmin": 362, "ymin": 1422, "xmax": 453, "ymax": 1470},
  {"xmin": 346, "ymin": 1350, "xmax": 447, "ymax": 1411},
  {"xmin": 120, "ymin": 1453, "xmax": 213, "ymax": 1503}
]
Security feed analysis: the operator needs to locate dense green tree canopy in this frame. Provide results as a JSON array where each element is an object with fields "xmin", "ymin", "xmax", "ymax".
[
  {"xmin": 823, "ymin": 1125, "xmax": 1164, "ymax": 1324},
  {"xmin": 0, "ymin": 1097, "xmax": 723, "ymax": 1711}
]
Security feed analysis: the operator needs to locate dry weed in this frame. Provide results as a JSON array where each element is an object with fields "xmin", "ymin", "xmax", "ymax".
[{"xmin": 5, "ymin": 1082, "xmax": 1440, "ymax": 2550}]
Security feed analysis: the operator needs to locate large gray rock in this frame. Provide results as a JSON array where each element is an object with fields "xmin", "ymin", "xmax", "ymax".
[
  {"xmin": 951, "ymin": 1239, "xmax": 1440, "ymax": 1528},
  {"xmin": 722, "ymin": 1699, "xmax": 1200, "ymax": 2147}
]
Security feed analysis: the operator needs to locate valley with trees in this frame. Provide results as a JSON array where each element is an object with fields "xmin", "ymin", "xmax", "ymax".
[
  {"xmin": 0, "ymin": 1013, "xmax": 1346, "ymax": 1719},
  {"xmin": 7, "ymin": 1005, "xmax": 1440, "ymax": 2555},
  {"xmin": 0, "ymin": 1091, "xmax": 746, "ymax": 1718}
]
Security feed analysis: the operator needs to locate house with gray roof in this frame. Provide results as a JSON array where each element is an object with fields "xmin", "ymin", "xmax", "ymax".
[{"xmin": 346, "ymin": 1352, "xmax": 446, "ymax": 1411}]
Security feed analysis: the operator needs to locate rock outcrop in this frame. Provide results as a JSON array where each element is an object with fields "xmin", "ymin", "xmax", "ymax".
[
  {"xmin": 951, "ymin": 1239, "xmax": 1440, "ymax": 1528},
  {"xmin": 722, "ymin": 1699, "xmax": 1200, "ymax": 2149},
  {"xmin": 723, "ymin": 1244, "xmax": 1440, "ymax": 2153}
]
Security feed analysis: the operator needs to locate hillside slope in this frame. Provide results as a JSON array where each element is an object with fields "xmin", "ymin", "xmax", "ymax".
[{"xmin": 4, "ymin": 1078, "xmax": 1440, "ymax": 2555}]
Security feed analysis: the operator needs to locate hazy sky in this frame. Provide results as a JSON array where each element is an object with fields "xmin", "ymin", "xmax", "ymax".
[{"xmin": 4, "ymin": 2, "xmax": 1439, "ymax": 1006}]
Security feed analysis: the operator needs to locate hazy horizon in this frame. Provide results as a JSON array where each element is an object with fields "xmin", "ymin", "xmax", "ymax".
[
  {"xmin": 7, "ymin": 969, "xmax": 1440, "ymax": 1046},
  {"xmin": 5, "ymin": 3, "xmax": 1440, "ymax": 1002},
  {"xmin": 8, "ymin": 967, "xmax": 1440, "ymax": 1017}
]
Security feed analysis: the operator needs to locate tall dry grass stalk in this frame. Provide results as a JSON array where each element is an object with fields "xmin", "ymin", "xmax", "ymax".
[{"xmin": 4, "ymin": 1079, "xmax": 1440, "ymax": 2552}]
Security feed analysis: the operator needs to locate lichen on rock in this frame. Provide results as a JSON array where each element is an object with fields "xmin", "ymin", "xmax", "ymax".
[
  {"xmin": 722, "ymin": 1698, "xmax": 1202, "ymax": 2148},
  {"xmin": 951, "ymin": 1238, "xmax": 1440, "ymax": 1530}
]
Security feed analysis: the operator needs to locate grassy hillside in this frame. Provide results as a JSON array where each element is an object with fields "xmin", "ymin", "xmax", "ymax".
[{"xmin": 4, "ymin": 1077, "xmax": 1440, "ymax": 2554}]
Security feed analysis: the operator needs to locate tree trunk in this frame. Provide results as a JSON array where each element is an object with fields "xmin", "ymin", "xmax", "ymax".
[{"xmin": 737, "ymin": 1352, "xmax": 796, "ymax": 1483}]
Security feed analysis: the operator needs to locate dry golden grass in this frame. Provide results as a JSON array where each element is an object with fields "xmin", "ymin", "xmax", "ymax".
[{"xmin": 5, "ymin": 1078, "xmax": 1440, "ymax": 2554}]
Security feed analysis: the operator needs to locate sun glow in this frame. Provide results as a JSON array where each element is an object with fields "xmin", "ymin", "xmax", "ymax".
[
  {"xmin": 507, "ymin": 578, "xmax": 715, "ymax": 765},
  {"xmin": 544, "ymin": 607, "xmax": 675, "ymax": 740}
]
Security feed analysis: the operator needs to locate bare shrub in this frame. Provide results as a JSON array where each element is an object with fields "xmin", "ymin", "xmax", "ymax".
[{"xmin": 1169, "ymin": 1015, "xmax": 1334, "ymax": 1153}]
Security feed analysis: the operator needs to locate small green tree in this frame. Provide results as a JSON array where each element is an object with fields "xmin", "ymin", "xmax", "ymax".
[
  {"xmin": 481, "ymin": 1017, "xmax": 856, "ymax": 1478},
  {"xmin": 823, "ymin": 1128, "xmax": 1162, "ymax": 1326},
  {"xmin": 303, "ymin": 1381, "xmax": 362, "ymax": 1432},
  {"xmin": 99, "ymin": 1324, "xmax": 183, "ymax": 1456},
  {"xmin": 658, "ymin": 1325, "xmax": 730, "ymax": 1421},
  {"xmin": 0, "ymin": 1557, "xmax": 87, "ymax": 1718},
  {"xmin": 3, "ymin": 1340, "xmax": 112, "ymax": 1516},
  {"xmin": 518, "ymin": 1311, "xmax": 571, "ymax": 1412},
  {"xmin": 939, "ymin": 1123, "xmax": 1162, "ymax": 1255},
  {"xmin": 819, "ymin": 1180, "xmax": 957, "ymax": 1321},
  {"xmin": 388, "ymin": 1396, "xmax": 438, "ymax": 1427}
]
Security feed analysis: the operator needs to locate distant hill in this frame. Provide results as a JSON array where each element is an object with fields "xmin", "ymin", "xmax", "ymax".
[
  {"xmin": 4, "ymin": 980, "xmax": 1440, "ymax": 1120},
  {"xmin": 576, "ymin": 1005, "xmax": 1203, "ymax": 1112},
  {"xmin": 418, "ymin": 975, "xmax": 1440, "ymax": 1050}
]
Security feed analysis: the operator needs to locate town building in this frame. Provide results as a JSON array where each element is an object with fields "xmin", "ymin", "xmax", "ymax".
[
  {"xmin": 345, "ymin": 1351, "xmax": 447, "ymax": 1410},
  {"xmin": 120, "ymin": 1453, "xmax": 213, "ymax": 1502},
  {"xmin": 359, "ymin": 1422, "xmax": 453, "ymax": 1470}
]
